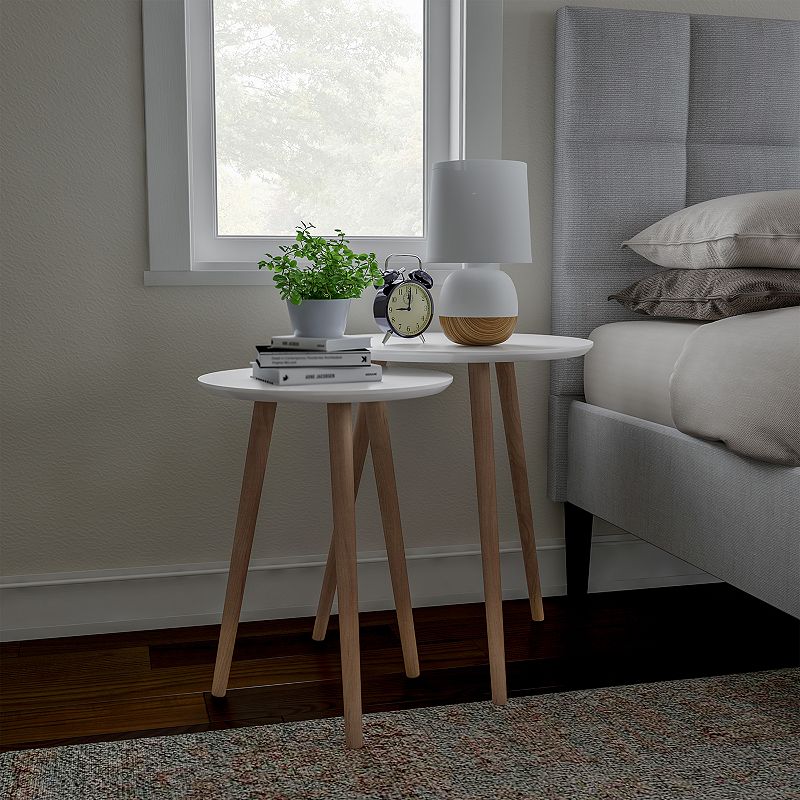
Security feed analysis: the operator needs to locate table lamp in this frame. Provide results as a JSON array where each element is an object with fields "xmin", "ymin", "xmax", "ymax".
[{"xmin": 427, "ymin": 159, "xmax": 532, "ymax": 345}]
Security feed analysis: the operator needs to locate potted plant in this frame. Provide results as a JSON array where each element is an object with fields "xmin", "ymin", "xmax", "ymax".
[{"xmin": 259, "ymin": 222, "xmax": 383, "ymax": 339}]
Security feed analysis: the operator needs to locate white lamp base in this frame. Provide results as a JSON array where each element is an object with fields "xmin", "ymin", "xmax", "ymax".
[{"xmin": 437, "ymin": 266, "xmax": 519, "ymax": 346}]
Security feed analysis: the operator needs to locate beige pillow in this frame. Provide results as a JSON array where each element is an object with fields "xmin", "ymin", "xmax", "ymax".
[{"xmin": 622, "ymin": 190, "xmax": 800, "ymax": 269}]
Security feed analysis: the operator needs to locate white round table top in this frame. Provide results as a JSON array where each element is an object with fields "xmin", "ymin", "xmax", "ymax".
[
  {"xmin": 370, "ymin": 332, "xmax": 593, "ymax": 364},
  {"xmin": 198, "ymin": 366, "xmax": 453, "ymax": 404}
]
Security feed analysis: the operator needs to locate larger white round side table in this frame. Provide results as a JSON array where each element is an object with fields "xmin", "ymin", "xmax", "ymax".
[
  {"xmin": 313, "ymin": 333, "xmax": 593, "ymax": 706},
  {"xmin": 198, "ymin": 366, "xmax": 453, "ymax": 749}
]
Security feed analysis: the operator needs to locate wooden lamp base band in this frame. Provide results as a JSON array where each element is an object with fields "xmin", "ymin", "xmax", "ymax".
[{"xmin": 439, "ymin": 316, "xmax": 517, "ymax": 346}]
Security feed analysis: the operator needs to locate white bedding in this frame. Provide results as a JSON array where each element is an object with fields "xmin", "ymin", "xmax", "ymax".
[
  {"xmin": 671, "ymin": 307, "xmax": 800, "ymax": 466},
  {"xmin": 583, "ymin": 320, "xmax": 704, "ymax": 428},
  {"xmin": 585, "ymin": 310, "xmax": 800, "ymax": 466}
]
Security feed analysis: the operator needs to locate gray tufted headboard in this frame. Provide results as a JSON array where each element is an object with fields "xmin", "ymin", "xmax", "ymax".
[{"xmin": 548, "ymin": 5, "xmax": 800, "ymax": 501}]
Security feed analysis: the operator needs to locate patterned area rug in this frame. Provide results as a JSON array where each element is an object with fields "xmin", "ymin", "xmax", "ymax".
[{"xmin": 2, "ymin": 669, "xmax": 798, "ymax": 799}]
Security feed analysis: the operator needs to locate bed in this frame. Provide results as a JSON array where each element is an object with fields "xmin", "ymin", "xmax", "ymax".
[{"xmin": 548, "ymin": 6, "xmax": 800, "ymax": 618}]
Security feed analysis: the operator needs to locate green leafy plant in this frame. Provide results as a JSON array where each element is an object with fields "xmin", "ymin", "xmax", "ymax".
[{"xmin": 259, "ymin": 222, "xmax": 383, "ymax": 305}]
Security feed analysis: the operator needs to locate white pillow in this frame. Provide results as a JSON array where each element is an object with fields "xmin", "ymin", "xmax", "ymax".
[{"xmin": 622, "ymin": 190, "xmax": 800, "ymax": 269}]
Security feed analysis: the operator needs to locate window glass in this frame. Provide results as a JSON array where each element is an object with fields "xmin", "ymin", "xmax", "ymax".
[{"xmin": 213, "ymin": 0, "xmax": 424, "ymax": 237}]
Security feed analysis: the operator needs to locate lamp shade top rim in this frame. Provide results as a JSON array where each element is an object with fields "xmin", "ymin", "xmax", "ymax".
[{"xmin": 432, "ymin": 159, "xmax": 528, "ymax": 170}]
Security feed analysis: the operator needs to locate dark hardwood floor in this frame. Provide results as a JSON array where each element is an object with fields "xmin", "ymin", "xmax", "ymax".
[{"xmin": 1, "ymin": 583, "xmax": 798, "ymax": 752}]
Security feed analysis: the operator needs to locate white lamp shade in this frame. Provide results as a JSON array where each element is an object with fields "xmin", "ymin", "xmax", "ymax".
[{"xmin": 427, "ymin": 159, "xmax": 532, "ymax": 264}]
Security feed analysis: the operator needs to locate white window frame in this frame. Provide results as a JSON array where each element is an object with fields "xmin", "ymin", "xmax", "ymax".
[{"xmin": 143, "ymin": 0, "xmax": 503, "ymax": 286}]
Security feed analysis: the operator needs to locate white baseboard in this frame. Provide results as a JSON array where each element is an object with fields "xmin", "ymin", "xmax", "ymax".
[{"xmin": 0, "ymin": 534, "xmax": 716, "ymax": 641}]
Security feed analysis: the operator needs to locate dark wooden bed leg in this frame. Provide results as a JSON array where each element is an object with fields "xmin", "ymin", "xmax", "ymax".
[{"xmin": 564, "ymin": 503, "xmax": 593, "ymax": 598}]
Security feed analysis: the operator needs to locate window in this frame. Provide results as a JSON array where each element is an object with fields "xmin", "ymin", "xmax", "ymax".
[
  {"xmin": 188, "ymin": 0, "xmax": 447, "ymax": 266},
  {"xmin": 143, "ymin": 0, "xmax": 502, "ymax": 284}
]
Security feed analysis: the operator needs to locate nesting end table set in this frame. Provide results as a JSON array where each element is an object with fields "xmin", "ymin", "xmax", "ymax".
[{"xmin": 198, "ymin": 333, "xmax": 593, "ymax": 749}]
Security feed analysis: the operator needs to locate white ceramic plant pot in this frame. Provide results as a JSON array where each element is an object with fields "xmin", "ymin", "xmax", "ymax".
[{"xmin": 287, "ymin": 298, "xmax": 351, "ymax": 339}]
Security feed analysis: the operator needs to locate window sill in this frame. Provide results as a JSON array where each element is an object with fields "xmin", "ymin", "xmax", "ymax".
[
  {"xmin": 144, "ymin": 270, "xmax": 275, "ymax": 286},
  {"xmin": 144, "ymin": 268, "xmax": 457, "ymax": 287}
]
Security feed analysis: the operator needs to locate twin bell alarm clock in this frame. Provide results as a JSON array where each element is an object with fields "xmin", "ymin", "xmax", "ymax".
[{"xmin": 373, "ymin": 254, "xmax": 434, "ymax": 344}]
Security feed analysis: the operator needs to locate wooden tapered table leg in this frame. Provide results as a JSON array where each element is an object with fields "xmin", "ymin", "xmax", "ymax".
[
  {"xmin": 327, "ymin": 402, "xmax": 363, "ymax": 749},
  {"xmin": 312, "ymin": 404, "xmax": 369, "ymax": 641},
  {"xmin": 495, "ymin": 362, "xmax": 544, "ymax": 622},
  {"xmin": 212, "ymin": 401, "xmax": 277, "ymax": 698},
  {"xmin": 467, "ymin": 363, "xmax": 507, "ymax": 706},
  {"xmin": 365, "ymin": 401, "xmax": 420, "ymax": 678},
  {"xmin": 313, "ymin": 401, "xmax": 421, "ymax": 679}
]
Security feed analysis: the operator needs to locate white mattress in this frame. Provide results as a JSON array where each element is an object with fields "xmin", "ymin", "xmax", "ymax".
[{"xmin": 583, "ymin": 320, "xmax": 705, "ymax": 428}]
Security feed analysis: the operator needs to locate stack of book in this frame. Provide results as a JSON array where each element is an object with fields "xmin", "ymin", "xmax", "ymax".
[{"xmin": 251, "ymin": 334, "xmax": 381, "ymax": 386}]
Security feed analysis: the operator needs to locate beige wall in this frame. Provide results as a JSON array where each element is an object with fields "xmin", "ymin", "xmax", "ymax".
[{"xmin": 2, "ymin": 0, "xmax": 798, "ymax": 577}]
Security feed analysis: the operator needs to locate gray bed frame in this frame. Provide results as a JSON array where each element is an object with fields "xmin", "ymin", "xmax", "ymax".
[{"xmin": 548, "ymin": 6, "xmax": 800, "ymax": 618}]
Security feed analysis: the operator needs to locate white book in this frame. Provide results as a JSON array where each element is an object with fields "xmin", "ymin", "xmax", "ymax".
[
  {"xmin": 251, "ymin": 362, "xmax": 382, "ymax": 386},
  {"xmin": 269, "ymin": 334, "xmax": 373, "ymax": 352},
  {"xmin": 255, "ymin": 346, "xmax": 371, "ymax": 367}
]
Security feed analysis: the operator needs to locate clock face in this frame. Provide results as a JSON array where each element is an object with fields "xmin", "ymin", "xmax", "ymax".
[{"xmin": 386, "ymin": 281, "xmax": 433, "ymax": 337}]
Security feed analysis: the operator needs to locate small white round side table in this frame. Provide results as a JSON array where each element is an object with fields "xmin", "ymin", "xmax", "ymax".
[
  {"xmin": 313, "ymin": 333, "xmax": 593, "ymax": 706},
  {"xmin": 198, "ymin": 366, "xmax": 453, "ymax": 750}
]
